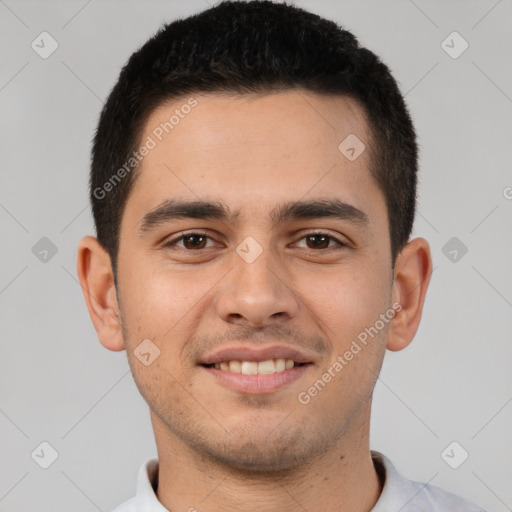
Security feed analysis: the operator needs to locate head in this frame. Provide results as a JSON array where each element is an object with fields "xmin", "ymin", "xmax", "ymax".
[{"xmin": 78, "ymin": 0, "xmax": 431, "ymax": 472}]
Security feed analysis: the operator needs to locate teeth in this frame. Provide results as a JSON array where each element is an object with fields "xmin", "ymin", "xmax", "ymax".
[
  {"xmin": 241, "ymin": 361, "xmax": 258, "ymax": 375},
  {"xmin": 275, "ymin": 358, "xmax": 286, "ymax": 372},
  {"xmin": 213, "ymin": 358, "xmax": 297, "ymax": 374},
  {"xmin": 257, "ymin": 360, "xmax": 275, "ymax": 375},
  {"xmin": 229, "ymin": 360, "xmax": 241, "ymax": 373}
]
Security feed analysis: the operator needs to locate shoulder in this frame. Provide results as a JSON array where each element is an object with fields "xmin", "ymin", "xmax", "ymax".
[
  {"xmin": 110, "ymin": 496, "xmax": 138, "ymax": 512},
  {"xmin": 371, "ymin": 451, "xmax": 486, "ymax": 512},
  {"xmin": 109, "ymin": 457, "xmax": 163, "ymax": 512}
]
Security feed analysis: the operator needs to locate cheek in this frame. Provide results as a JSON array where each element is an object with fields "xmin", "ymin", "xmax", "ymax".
[
  {"xmin": 118, "ymin": 262, "xmax": 219, "ymax": 371},
  {"xmin": 295, "ymin": 265, "xmax": 390, "ymax": 420},
  {"xmin": 118, "ymin": 265, "xmax": 205, "ymax": 398},
  {"xmin": 298, "ymin": 260, "xmax": 390, "ymax": 344}
]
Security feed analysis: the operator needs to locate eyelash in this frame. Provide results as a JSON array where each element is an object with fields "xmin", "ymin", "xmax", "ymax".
[{"xmin": 163, "ymin": 231, "xmax": 347, "ymax": 252}]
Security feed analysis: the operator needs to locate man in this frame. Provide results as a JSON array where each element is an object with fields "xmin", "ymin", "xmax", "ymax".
[{"xmin": 77, "ymin": 1, "xmax": 485, "ymax": 510}]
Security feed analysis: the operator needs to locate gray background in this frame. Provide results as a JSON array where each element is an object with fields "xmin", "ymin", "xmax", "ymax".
[{"xmin": 1, "ymin": 0, "xmax": 511, "ymax": 510}]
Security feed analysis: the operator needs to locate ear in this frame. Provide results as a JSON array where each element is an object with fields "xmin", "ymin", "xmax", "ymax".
[
  {"xmin": 76, "ymin": 236, "xmax": 125, "ymax": 351},
  {"xmin": 387, "ymin": 237, "xmax": 432, "ymax": 352}
]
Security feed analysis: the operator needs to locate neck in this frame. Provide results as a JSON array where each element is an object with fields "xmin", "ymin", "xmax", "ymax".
[{"xmin": 152, "ymin": 404, "xmax": 382, "ymax": 512}]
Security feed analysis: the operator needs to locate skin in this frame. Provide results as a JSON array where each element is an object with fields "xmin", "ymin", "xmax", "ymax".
[{"xmin": 77, "ymin": 90, "xmax": 432, "ymax": 512}]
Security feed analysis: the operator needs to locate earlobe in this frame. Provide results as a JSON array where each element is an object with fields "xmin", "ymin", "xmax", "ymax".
[
  {"xmin": 76, "ymin": 236, "xmax": 125, "ymax": 352},
  {"xmin": 387, "ymin": 237, "xmax": 432, "ymax": 352}
]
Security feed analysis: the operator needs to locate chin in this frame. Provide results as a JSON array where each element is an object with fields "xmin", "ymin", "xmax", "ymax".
[{"xmin": 194, "ymin": 427, "xmax": 332, "ymax": 474}]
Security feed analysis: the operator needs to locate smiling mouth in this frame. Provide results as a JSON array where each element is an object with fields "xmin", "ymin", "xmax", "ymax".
[{"xmin": 202, "ymin": 359, "xmax": 310, "ymax": 375}]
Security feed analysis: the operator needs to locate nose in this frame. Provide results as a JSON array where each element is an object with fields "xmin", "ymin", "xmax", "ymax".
[{"xmin": 214, "ymin": 243, "xmax": 300, "ymax": 327}]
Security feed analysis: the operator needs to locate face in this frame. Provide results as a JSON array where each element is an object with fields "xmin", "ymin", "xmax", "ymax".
[{"xmin": 116, "ymin": 90, "xmax": 396, "ymax": 471}]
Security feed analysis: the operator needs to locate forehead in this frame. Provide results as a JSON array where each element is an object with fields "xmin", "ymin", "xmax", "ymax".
[
  {"xmin": 143, "ymin": 90, "xmax": 370, "ymax": 163},
  {"xmin": 124, "ymin": 90, "xmax": 382, "ymax": 226}
]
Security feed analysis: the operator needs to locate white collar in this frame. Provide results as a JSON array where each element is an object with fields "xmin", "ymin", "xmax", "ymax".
[{"xmin": 112, "ymin": 450, "xmax": 484, "ymax": 511}]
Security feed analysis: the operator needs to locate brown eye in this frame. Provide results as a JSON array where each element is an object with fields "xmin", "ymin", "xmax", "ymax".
[
  {"xmin": 305, "ymin": 234, "xmax": 330, "ymax": 249},
  {"xmin": 181, "ymin": 234, "xmax": 208, "ymax": 250},
  {"xmin": 164, "ymin": 232, "xmax": 216, "ymax": 251},
  {"xmin": 295, "ymin": 233, "xmax": 345, "ymax": 250}
]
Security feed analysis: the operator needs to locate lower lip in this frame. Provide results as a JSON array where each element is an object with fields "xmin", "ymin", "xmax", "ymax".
[{"xmin": 201, "ymin": 364, "xmax": 312, "ymax": 394}]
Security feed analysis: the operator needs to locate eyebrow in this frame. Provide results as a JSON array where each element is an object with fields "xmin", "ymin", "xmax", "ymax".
[{"xmin": 138, "ymin": 198, "xmax": 369, "ymax": 234}]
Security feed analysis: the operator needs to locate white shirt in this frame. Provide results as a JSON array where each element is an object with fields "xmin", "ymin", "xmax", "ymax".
[{"xmin": 111, "ymin": 451, "xmax": 485, "ymax": 511}]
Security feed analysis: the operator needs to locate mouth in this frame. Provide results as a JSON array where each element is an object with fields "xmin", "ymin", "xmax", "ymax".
[
  {"xmin": 202, "ymin": 358, "xmax": 309, "ymax": 375},
  {"xmin": 200, "ymin": 358, "xmax": 313, "ymax": 394},
  {"xmin": 198, "ymin": 344, "xmax": 317, "ymax": 394}
]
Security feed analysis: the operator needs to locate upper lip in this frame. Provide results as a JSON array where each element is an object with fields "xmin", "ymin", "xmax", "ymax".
[{"xmin": 199, "ymin": 344, "xmax": 317, "ymax": 365}]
